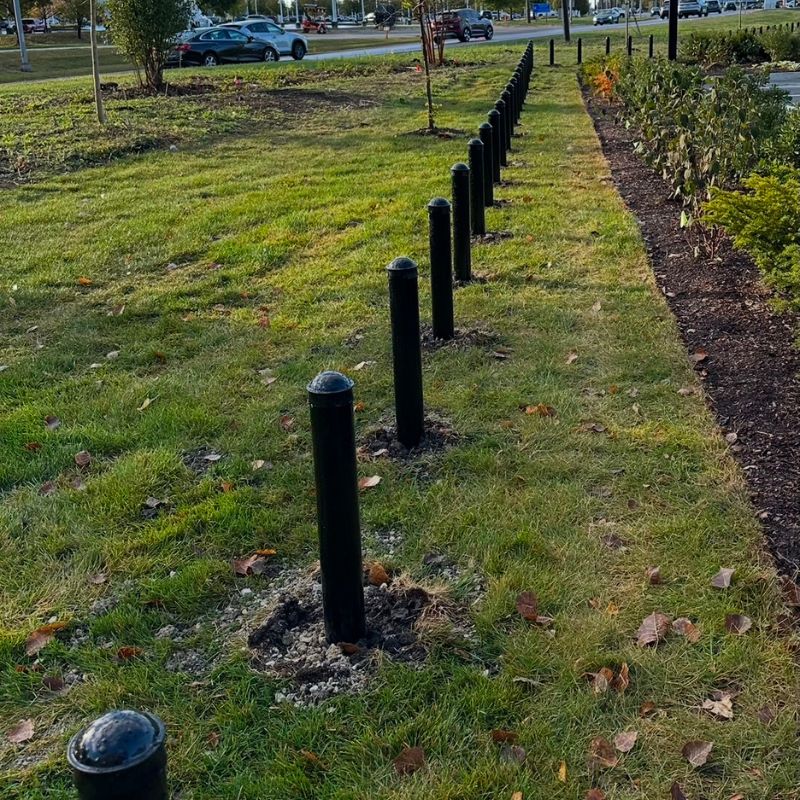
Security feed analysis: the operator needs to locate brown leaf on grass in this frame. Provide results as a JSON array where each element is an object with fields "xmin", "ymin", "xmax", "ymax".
[
  {"xmin": 566, "ymin": 352, "xmax": 579, "ymax": 365},
  {"xmin": 44, "ymin": 415, "xmax": 61, "ymax": 430},
  {"xmin": 116, "ymin": 646, "xmax": 143, "ymax": 661},
  {"xmin": 702, "ymin": 693, "xmax": 734, "ymax": 720},
  {"xmin": 491, "ymin": 729, "xmax": 518, "ymax": 744},
  {"xmin": 339, "ymin": 642, "xmax": 361, "ymax": 656},
  {"xmin": 232, "ymin": 553, "xmax": 271, "ymax": 576},
  {"xmin": 24, "ymin": 441, "xmax": 42, "ymax": 452},
  {"xmin": 673, "ymin": 617, "xmax": 701, "ymax": 643},
  {"xmin": 220, "ymin": 481, "xmax": 234, "ymax": 493},
  {"xmin": 42, "ymin": 675, "xmax": 65, "ymax": 692},
  {"xmin": 511, "ymin": 793, "xmax": 523, "ymax": 800},
  {"xmin": 585, "ymin": 791, "xmax": 606, "ymax": 800},
  {"xmin": 585, "ymin": 667, "xmax": 614, "ymax": 695},
  {"xmin": 756, "ymin": 705, "xmax": 776, "ymax": 725},
  {"xmin": 74, "ymin": 450, "xmax": 92, "ymax": 469},
  {"xmin": 588, "ymin": 737, "xmax": 618, "ymax": 769},
  {"xmin": 670, "ymin": 784, "xmax": 687, "ymax": 800},
  {"xmin": 368, "ymin": 563, "xmax": 390, "ymax": 586},
  {"xmin": 25, "ymin": 622, "xmax": 68, "ymax": 657},
  {"xmin": 725, "ymin": 614, "xmax": 752, "ymax": 635},
  {"xmin": 580, "ymin": 422, "xmax": 606, "ymax": 434},
  {"xmin": 7, "ymin": 719, "xmax": 34, "ymax": 744},
  {"xmin": 645, "ymin": 566, "xmax": 662, "ymax": 585},
  {"xmin": 613, "ymin": 730, "xmax": 638, "ymax": 753},
  {"xmin": 299, "ymin": 748, "xmax": 325, "ymax": 769},
  {"xmin": 682, "ymin": 740, "xmax": 713, "ymax": 767},
  {"xmin": 636, "ymin": 612, "xmax": 671, "ymax": 647},
  {"xmin": 279, "ymin": 414, "xmax": 294, "ymax": 431},
  {"xmin": 354, "ymin": 401, "xmax": 366, "ymax": 413},
  {"xmin": 639, "ymin": 701, "xmax": 658, "ymax": 718},
  {"xmin": 255, "ymin": 548, "xmax": 277, "ymax": 557},
  {"xmin": 558, "ymin": 760, "xmax": 567, "ymax": 782},
  {"xmin": 358, "ymin": 475, "xmax": 381, "ymax": 491},
  {"xmin": 515, "ymin": 591, "xmax": 538, "ymax": 621},
  {"xmin": 137, "ymin": 397, "xmax": 155, "ymax": 412},
  {"xmin": 711, "ymin": 567, "xmax": 735, "ymax": 589},
  {"xmin": 500, "ymin": 744, "xmax": 527, "ymax": 764},
  {"xmin": 611, "ymin": 662, "xmax": 630, "ymax": 694},
  {"xmin": 39, "ymin": 481, "xmax": 57, "ymax": 496},
  {"xmin": 89, "ymin": 573, "xmax": 107, "ymax": 585},
  {"xmin": 393, "ymin": 746, "xmax": 426, "ymax": 776},
  {"xmin": 780, "ymin": 576, "xmax": 800, "ymax": 607},
  {"xmin": 524, "ymin": 403, "xmax": 557, "ymax": 417},
  {"xmin": 77, "ymin": 276, "xmax": 93, "ymax": 286},
  {"xmin": 207, "ymin": 731, "xmax": 221, "ymax": 749}
]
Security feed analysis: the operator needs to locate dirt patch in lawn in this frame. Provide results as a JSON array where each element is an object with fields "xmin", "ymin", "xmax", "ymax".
[
  {"xmin": 585, "ymin": 89, "xmax": 800, "ymax": 579},
  {"xmin": 358, "ymin": 413, "xmax": 459, "ymax": 462}
]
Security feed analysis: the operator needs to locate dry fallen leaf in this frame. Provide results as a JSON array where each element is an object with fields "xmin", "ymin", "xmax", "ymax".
[
  {"xmin": 566, "ymin": 352, "xmax": 579, "ymax": 365},
  {"xmin": 515, "ymin": 591, "xmax": 538, "ymax": 622},
  {"xmin": 116, "ymin": 646, "xmax": 143, "ymax": 661},
  {"xmin": 279, "ymin": 415, "xmax": 294, "ymax": 431},
  {"xmin": 358, "ymin": 475, "xmax": 381, "ymax": 491},
  {"xmin": 690, "ymin": 349, "xmax": 709, "ymax": 364},
  {"xmin": 711, "ymin": 567, "xmax": 735, "ymax": 589},
  {"xmin": 585, "ymin": 790, "xmax": 606, "ymax": 800},
  {"xmin": 25, "ymin": 622, "xmax": 68, "ymax": 657},
  {"xmin": 44, "ymin": 415, "xmax": 61, "ymax": 431},
  {"xmin": 645, "ymin": 566, "xmax": 662, "ymax": 585},
  {"xmin": 500, "ymin": 744, "xmax": 527, "ymax": 764},
  {"xmin": 702, "ymin": 693, "xmax": 734, "ymax": 720},
  {"xmin": 89, "ymin": 572, "xmax": 107, "ymax": 585},
  {"xmin": 393, "ymin": 746, "xmax": 426, "ymax": 775},
  {"xmin": 77, "ymin": 276, "xmax": 93, "ymax": 286},
  {"xmin": 614, "ymin": 731, "xmax": 638, "ymax": 753},
  {"xmin": 588, "ymin": 737, "xmax": 618, "ymax": 769},
  {"xmin": 137, "ymin": 397, "xmax": 155, "ymax": 412},
  {"xmin": 7, "ymin": 719, "xmax": 34, "ymax": 744},
  {"xmin": 670, "ymin": 783, "xmax": 687, "ymax": 800},
  {"xmin": 74, "ymin": 450, "xmax": 92, "ymax": 469},
  {"xmin": 42, "ymin": 675, "xmax": 66, "ymax": 692},
  {"xmin": 756, "ymin": 705, "xmax": 775, "ymax": 725},
  {"xmin": 24, "ymin": 441, "xmax": 42, "ymax": 452},
  {"xmin": 558, "ymin": 760, "xmax": 567, "ymax": 782},
  {"xmin": 511, "ymin": 793, "xmax": 523, "ymax": 800},
  {"xmin": 611, "ymin": 662, "xmax": 630, "ymax": 694},
  {"xmin": 682, "ymin": 739, "xmax": 713, "ymax": 767},
  {"xmin": 491, "ymin": 729, "xmax": 518, "ymax": 744},
  {"xmin": 339, "ymin": 642, "xmax": 360, "ymax": 656},
  {"xmin": 524, "ymin": 403, "xmax": 557, "ymax": 417},
  {"xmin": 725, "ymin": 614, "xmax": 752, "ymax": 635},
  {"xmin": 672, "ymin": 617, "xmax": 701, "ymax": 643},
  {"xmin": 368, "ymin": 563, "xmax": 390, "ymax": 586},
  {"xmin": 636, "ymin": 612, "xmax": 671, "ymax": 647},
  {"xmin": 39, "ymin": 481, "xmax": 56, "ymax": 496},
  {"xmin": 232, "ymin": 554, "xmax": 269, "ymax": 576},
  {"xmin": 780, "ymin": 576, "xmax": 800, "ymax": 607},
  {"xmin": 639, "ymin": 701, "xmax": 657, "ymax": 718}
]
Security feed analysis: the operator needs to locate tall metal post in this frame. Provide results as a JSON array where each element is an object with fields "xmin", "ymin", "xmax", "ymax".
[
  {"xmin": 468, "ymin": 138, "xmax": 485, "ymax": 238},
  {"xmin": 668, "ymin": 0, "xmax": 678, "ymax": 60},
  {"xmin": 478, "ymin": 122, "xmax": 494, "ymax": 206},
  {"xmin": 427, "ymin": 198, "xmax": 455, "ymax": 337},
  {"xmin": 12, "ymin": 0, "xmax": 31, "ymax": 72},
  {"xmin": 451, "ymin": 163, "xmax": 472, "ymax": 282}
]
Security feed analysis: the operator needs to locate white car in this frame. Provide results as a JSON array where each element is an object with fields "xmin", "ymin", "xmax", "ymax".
[{"xmin": 223, "ymin": 19, "xmax": 308, "ymax": 59}]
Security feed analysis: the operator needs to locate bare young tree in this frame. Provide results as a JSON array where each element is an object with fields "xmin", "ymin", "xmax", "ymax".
[{"xmin": 89, "ymin": 0, "xmax": 106, "ymax": 123}]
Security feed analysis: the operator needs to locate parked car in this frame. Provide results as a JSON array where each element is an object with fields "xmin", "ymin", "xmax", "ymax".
[
  {"xmin": 706, "ymin": 0, "xmax": 723, "ymax": 11},
  {"xmin": 677, "ymin": 0, "xmax": 708, "ymax": 16},
  {"xmin": 724, "ymin": 0, "xmax": 737, "ymax": 8},
  {"xmin": 373, "ymin": 3, "xmax": 399, "ymax": 26},
  {"xmin": 430, "ymin": 8, "xmax": 493, "ymax": 42},
  {"xmin": 650, "ymin": 5, "xmax": 662, "ymax": 14},
  {"xmin": 593, "ymin": 8, "xmax": 623, "ymax": 23},
  {"xmin": 169, "ymin": 27, "xmax": 280, "ymax": 67},
  {"xmin": 21, "ymin": 17, "xmax": 47, "ymax": 33},
  {"xmin": 223, "ymin": 19, "xmax": 307, "ymax": 59}
]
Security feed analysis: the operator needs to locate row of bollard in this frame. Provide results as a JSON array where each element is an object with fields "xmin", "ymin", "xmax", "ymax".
[
  {"xmin": 572, "ymin": 34, "xmax": 655, "ymax": 65},
  {"xmin": 64, "ymin": 42, "xmax": 536, "ymax": 800}
]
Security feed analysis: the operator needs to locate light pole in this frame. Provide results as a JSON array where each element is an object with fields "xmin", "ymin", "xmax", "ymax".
[
  {"xmin": 12, "ymin": 0, "xmax": 31, "ymax": 72},
  {"xmin": 667, "ymin": 0, "xmax": 678, "ymax": 58}
]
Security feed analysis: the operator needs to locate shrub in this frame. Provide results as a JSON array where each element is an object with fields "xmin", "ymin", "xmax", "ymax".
[
  {"xmin": 612, "ymin": 59, "xmax": 787, "ymax": 213},
  {"xmin": 766, "ymin": 109, "xmax": 800, "ymax": 169},
  {"xmin": 704, "ymin": 168, "xmax": 800, "ymax": 304},
  {"xmin": 107, "ymin": 0, "xmax": 192, "ymax": 92},
  {"xmin": 681, "ymin": 30, "xmax": 766, "ymax": 67},
  {"xmin": 759, "ymin": 28, "xmax": 800, "ymax": 62},
  {"xmin": 581, "ymin": 53, "xmax": 625, "ymax": 99}
]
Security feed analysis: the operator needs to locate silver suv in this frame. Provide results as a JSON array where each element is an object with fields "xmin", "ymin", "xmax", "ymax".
[
  {"xmin": 678, "ymin": 0, "xmax": 709, "ymax": 16},
  {"xmin": 223, "ymin": 19, "xmax": 308, "ymax": 59}
]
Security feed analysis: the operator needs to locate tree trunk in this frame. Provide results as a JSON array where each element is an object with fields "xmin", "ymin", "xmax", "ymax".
[
  {"xmin": 89, "ymin": 0, "xmax": 106, "ymax": 124},
  {"xmin": 76, "ymin": 19, "xmax": 82, "ymax": 39},
  {"xmin": 418, "ymin": 3, "xmax": 435, "ymax": 133}
]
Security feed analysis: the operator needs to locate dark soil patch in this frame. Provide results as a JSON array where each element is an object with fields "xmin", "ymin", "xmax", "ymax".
[
  {"xmin": 401, "ymin": 127, "xmax": 468, "ymax": 139},
  {"xmin": 181, "ymin": 446, "xmax": 224, "ymax": 474},
  {"xmin": 247, "ymin": 577, "xmax": 469, "ymax": 704},
  {"xmin": 584, "ymin": 89, "xmax": 800, "ymax": 578},
  {"xmin": 491, "ymin": 199, "xmax": 512, "ymax": 209},
  {"xmin": 358, "ymin": 413, "xmax": 459, "ymax": 462},
  {"xmin": 474, "ymin": 230, "xmax": 513, "ymax": 244},
  {"xmin": 420, "ymin": 324, "xmax": 500, "ymax": 351}
]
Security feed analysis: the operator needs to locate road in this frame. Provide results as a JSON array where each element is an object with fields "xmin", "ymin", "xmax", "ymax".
[{"xmin": 769, "ymin": 71, "xmax": 800, "ymax": 105}]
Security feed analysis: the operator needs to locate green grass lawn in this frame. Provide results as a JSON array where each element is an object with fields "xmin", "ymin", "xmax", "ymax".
[{"xmin": 1, "ymin": 46, "xmax": 798, "ymax": 800}]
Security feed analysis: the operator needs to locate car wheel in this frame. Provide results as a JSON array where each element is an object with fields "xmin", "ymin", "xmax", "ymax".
[
  {"xmin": 263, "ymin": 46, "xmax": 278, "ymax": 61},
  {"xmin": 460, "ymin": 26, "xmax": 471, "ymax": 41},
  {"xmin": 291, "ymin": 40, "xmax": 306, "ymax": 59},
  {"xmin": 203, "ymin": 52, "xmax": 218, "ymax": 67},
  {"xmin": 485, "ymin": 25, "xmax": 493, "ymax": 39},
  {"xmin": 318, "ymin": 24, "xmax": 327, "ymax": 33}
]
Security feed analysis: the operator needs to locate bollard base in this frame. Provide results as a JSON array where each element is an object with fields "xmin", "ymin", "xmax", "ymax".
[{"xmin": 358, "ymin": 412, "xmax": 458, "ymax": 461}]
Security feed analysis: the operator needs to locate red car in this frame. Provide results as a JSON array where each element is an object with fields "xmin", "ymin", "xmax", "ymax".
[{"xmin": 431, "ymin": 8, "xmax": 493, "ymax": 43}]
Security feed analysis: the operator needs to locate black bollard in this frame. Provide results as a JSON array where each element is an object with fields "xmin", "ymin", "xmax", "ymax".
[
  {"xmin": 509, "ymin": 79, "xmax": 519, "ymax": 125},
  {"xmin": 387, "ymin": 258, "xmax": 425, "ymax": 449},
  {"xmin": 503, "ymin": 88, "xmax": 514, "ymax": 143},
  {"xmin": 495, "ymin": 99, "xmax": 508, "ymax": 167},
  {"xmin": 308, "ymin": 370, "xmax": 366, "ymax": 644},
  {"xmin": 478, "ymin": 122, "xmax": 494, "ymax": 206},
  {"xmin": 627, "ymin": 35, "xmax": 632, "ymax": 56},
  {"xmin": 549, "ymin": 37, "xmax": 555, "ymax": 65},
  {"xmin": 577, "ymin": 37, "xmax": 582, "ymax": 64},
  {"xmin": 605, "ymin": 35, "xmax": 611, "ymax": 55},
  {"xmin": 488, "ymin": 109, "xmax": 502, "ymax": 183},
  {"xmin": 451, "ymin": 163, "xmax": 472, "ymax": 282},
  {"xmin": 68, "ymin": 710, "xmax": 168, "ymax": 800},
  {"xmin": 468, "ymin": 138, "xmax": 486, "ymax": 238},
  {"xmin": 427, "ymin": 198, "xmax": 455, "ymax": 337},
  {"xmin": 514, "ymin": 69, "xmax": 523, "ymax": 110},
  {"xmin": 648, "ymin": 34, "xmax": 654, "ymax": 58}
]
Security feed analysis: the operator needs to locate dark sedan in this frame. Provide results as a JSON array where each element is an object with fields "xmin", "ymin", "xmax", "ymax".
[{"xmin": 170, "ymin": 27, "xmax": 280, "ymax": 67}]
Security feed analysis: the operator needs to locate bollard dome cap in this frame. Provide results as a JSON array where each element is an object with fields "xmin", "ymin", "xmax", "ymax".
[
  {"xmin": 386, "ymin": 256, "xmax": 418, "ymax": 273},
  {"xmin": 479, "ymin": 121, "xmax": 493, "ymax": 131},
  {"xmin": 468, "ymin": 138, "xmax": 484, "ymax": 147},
  {"xmin": 307, "ymin": 370, "xmax": 354, "ymax": 406},
  {"xmin": 427, "ymin": 196, "xmax": 451, "ymax": 210},
  {"xmin": 450, "ymin": 162, "xmax": 469, "ymax": 174},
  {"xmin": 67, "ymin": 710, "xmax": 165, "ymax": 773}
]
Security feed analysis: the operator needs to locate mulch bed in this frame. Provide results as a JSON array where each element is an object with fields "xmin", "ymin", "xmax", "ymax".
[{"xmin": 584, "ymin": 89, "xmax": 800, "ymax": 579}]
